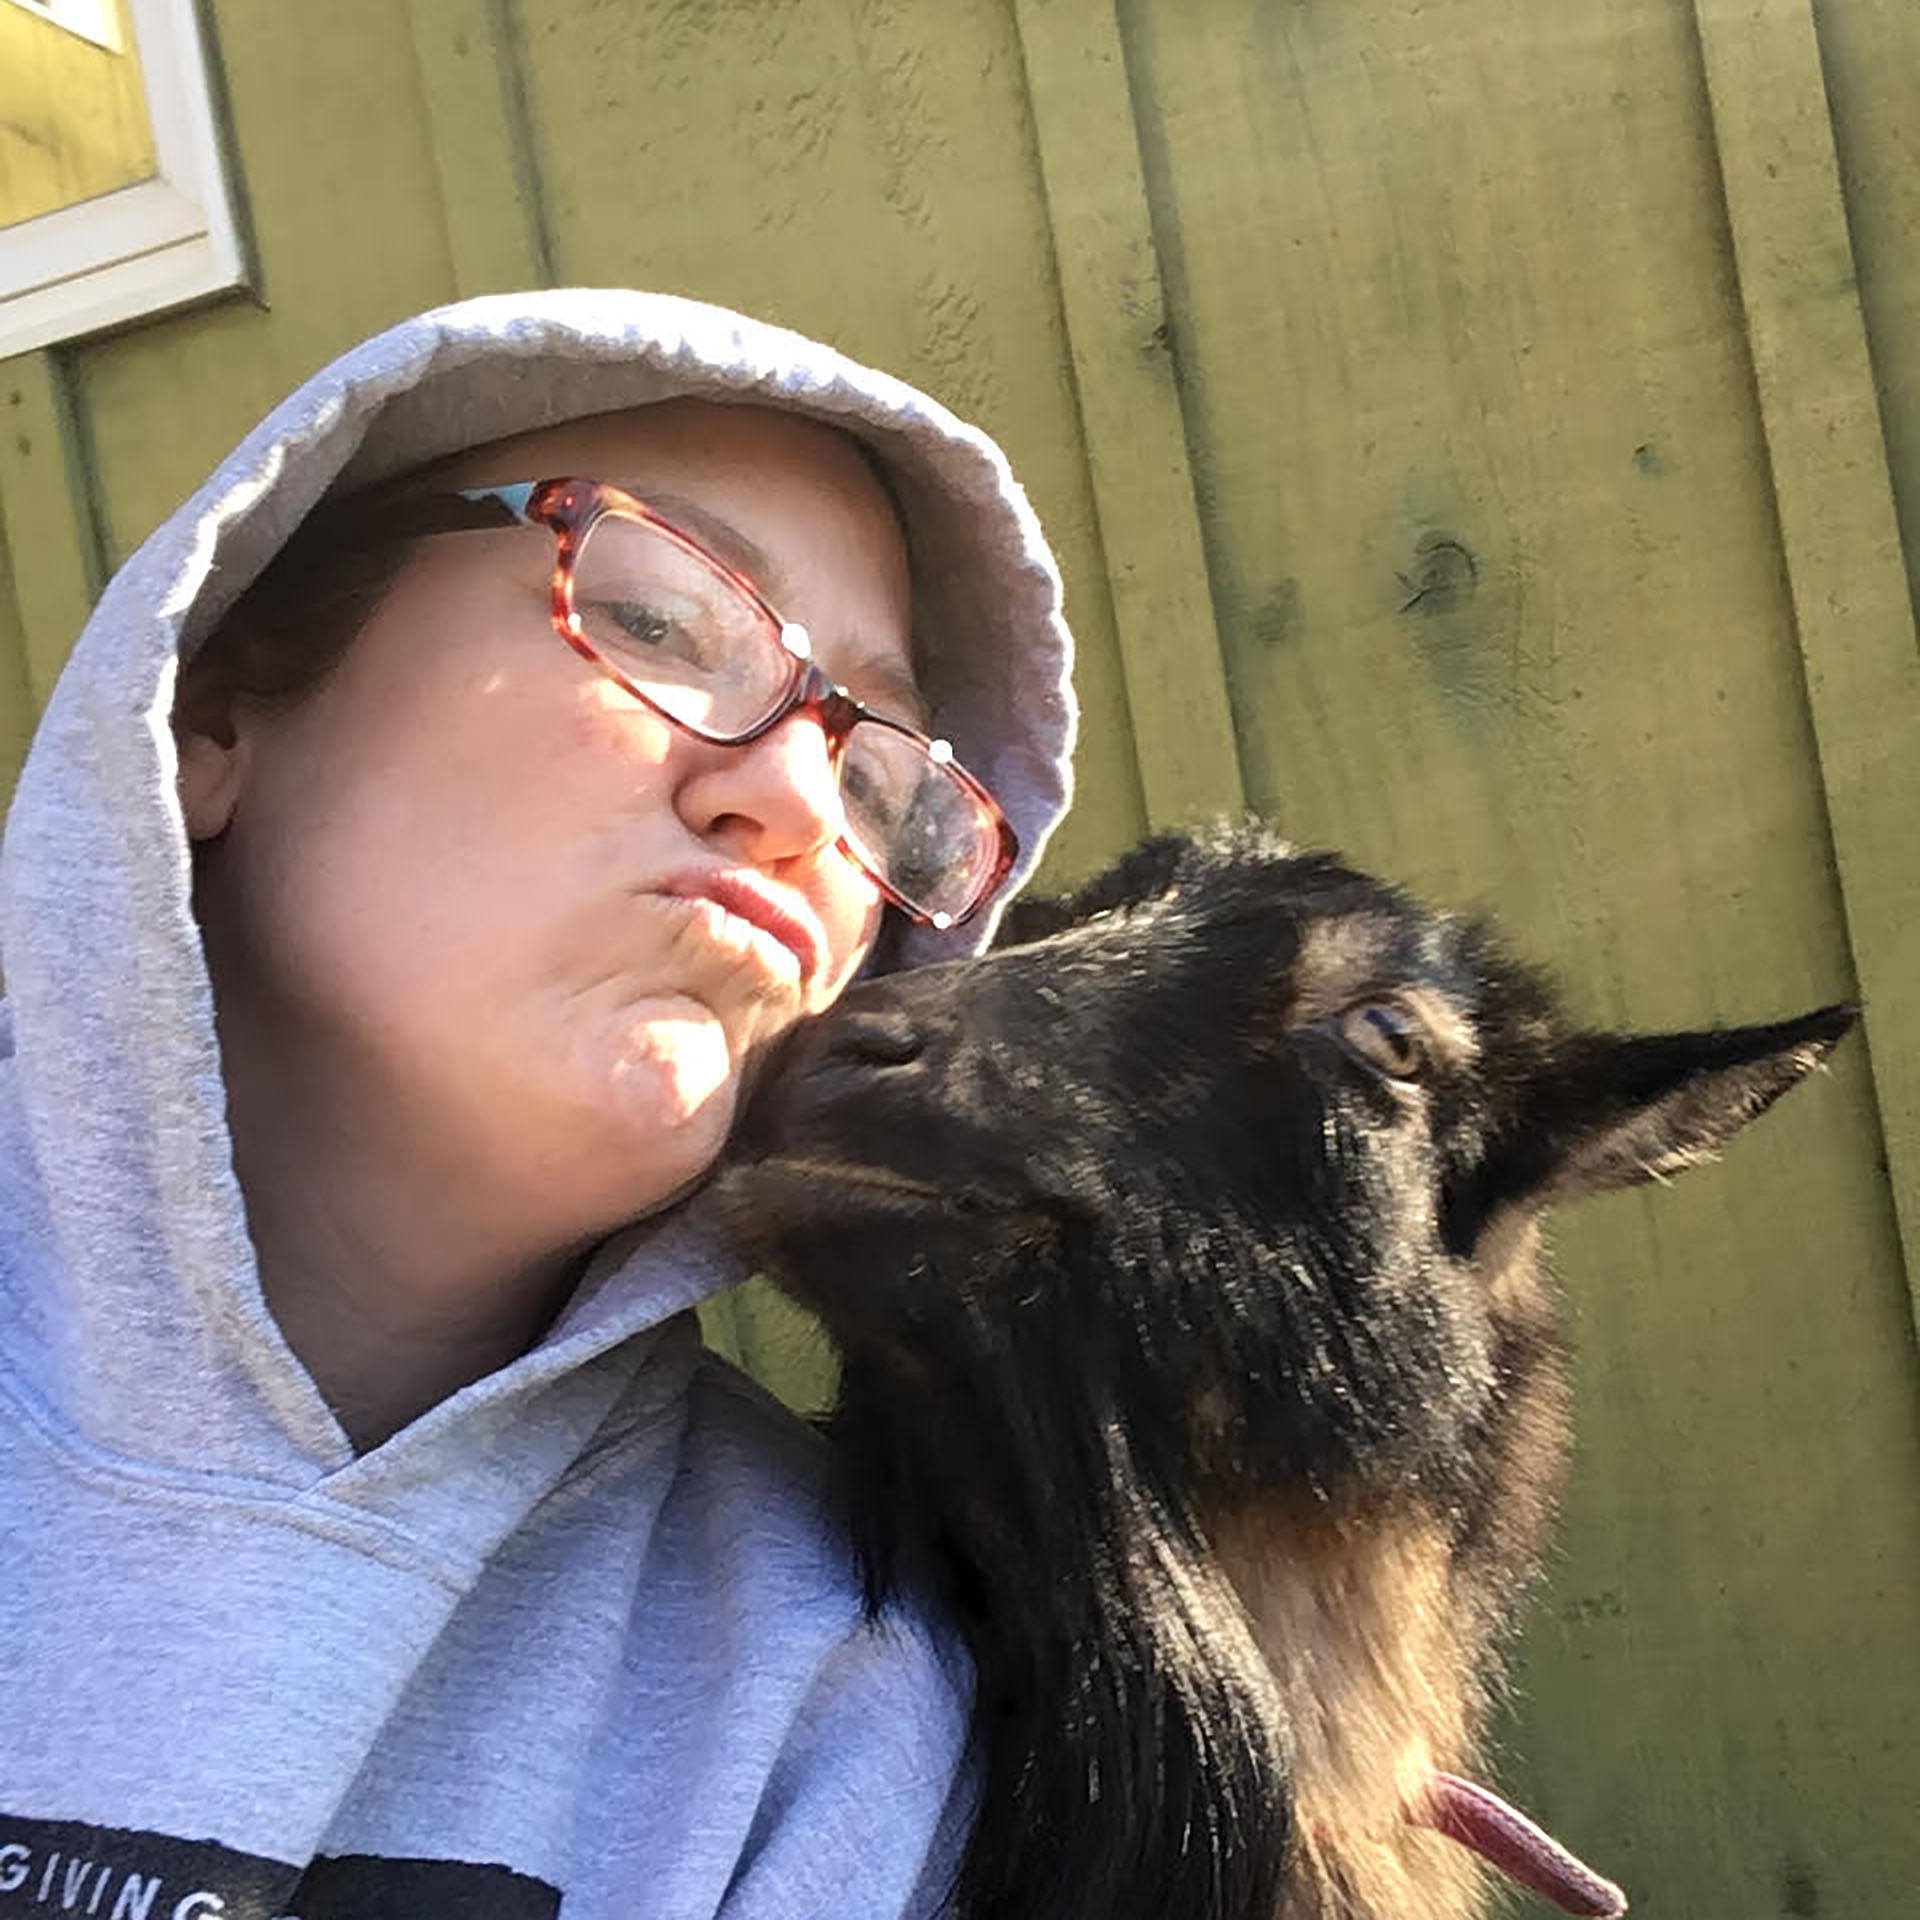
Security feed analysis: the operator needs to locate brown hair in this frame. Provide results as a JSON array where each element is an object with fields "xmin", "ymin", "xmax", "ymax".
[{"xmin": 174, "ymin": 486, "xmax": 428, "ymax": 737}]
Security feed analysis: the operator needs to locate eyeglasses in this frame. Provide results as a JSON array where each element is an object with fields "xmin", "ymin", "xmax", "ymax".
[{"xmin": 388, "ymin": 477, "xmax": 1018, "ymax": 929}]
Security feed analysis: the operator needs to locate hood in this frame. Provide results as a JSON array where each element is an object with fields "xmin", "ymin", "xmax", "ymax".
[{"xmin": 0, "ymin": 288, "xmax": 1077, "ymax": 1484}]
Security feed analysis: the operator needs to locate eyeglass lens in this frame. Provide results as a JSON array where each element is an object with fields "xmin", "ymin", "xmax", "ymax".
[
  {"xmin": 572, "ymin": 512, "xmax": 790, "ymax": 738},
  {"xmin": 571, "ymin": 509, "xmax": 1001, "ymax": 925}
]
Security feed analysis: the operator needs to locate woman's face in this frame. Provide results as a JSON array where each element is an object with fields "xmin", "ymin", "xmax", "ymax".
[{"xmin": 184, "ymin": 400, "xmax": 918, "ymax": 1246}]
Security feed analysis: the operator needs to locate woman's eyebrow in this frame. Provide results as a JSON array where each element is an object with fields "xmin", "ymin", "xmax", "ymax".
[{"xmin": 627, "ymin": 490, "xmax": 788, "ymax": 600}]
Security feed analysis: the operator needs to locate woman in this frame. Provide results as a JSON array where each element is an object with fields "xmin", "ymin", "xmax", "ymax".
[{"xmin": 0, "ymin": 291, "xmax": 1075, "ymax": 1918}]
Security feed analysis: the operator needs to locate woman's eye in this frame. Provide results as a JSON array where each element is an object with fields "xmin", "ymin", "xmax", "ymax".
[
  {"xmin": 579, "ymin": 598, "xmax": 730, "ymax": 677},
  {"xmin": 1333, "ymin": 998, "xmax": 1429, "ymax": 1080},
  {"xmin": 589, "ymin": 599, "xmax": 674, "ymax": 647}
]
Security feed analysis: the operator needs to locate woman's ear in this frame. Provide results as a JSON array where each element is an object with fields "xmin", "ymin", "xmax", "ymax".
[{"xmin": 174, "ymin": 669, "xmax": 251, "ymax": 841}]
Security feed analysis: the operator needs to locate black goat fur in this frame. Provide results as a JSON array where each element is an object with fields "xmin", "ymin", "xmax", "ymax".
[{"xmin": 717, "ymin": 823, "xmax": 1853, "ymax": 1920}]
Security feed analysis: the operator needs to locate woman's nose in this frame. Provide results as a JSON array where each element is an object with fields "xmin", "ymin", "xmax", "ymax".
[{"xmin": 676, "ymin": 708, "xmax": 849, "ymax": 869}]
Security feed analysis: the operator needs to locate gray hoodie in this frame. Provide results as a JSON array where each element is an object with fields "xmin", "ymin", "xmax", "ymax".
[{"xmin": 0, "ymin": 291, "xmax": 1077, "ymax": 1920}]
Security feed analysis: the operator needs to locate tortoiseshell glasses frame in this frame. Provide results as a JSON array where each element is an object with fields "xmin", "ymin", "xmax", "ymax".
[{"xmin": 383, "ymin": 476, "xmax": 1018, "ymax": 931}]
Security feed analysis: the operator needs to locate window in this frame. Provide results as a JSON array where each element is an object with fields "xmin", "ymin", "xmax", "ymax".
[{"xmin": 0, "ymin": 0, "xmax": 245, "ymax": 355}]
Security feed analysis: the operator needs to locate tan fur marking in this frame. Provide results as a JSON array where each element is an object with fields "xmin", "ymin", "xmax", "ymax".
[
  {"xmin": 1212, "ymin": 1504, "xmax": 1489, "ymax": 1920},
  {"xmin": 1474, "ymin": 1206, "xmax": 1546, "ymax": 1314},
  {"xmin": 749, "ymin": 1155, "xmax": 947, "ymax": 1203}
]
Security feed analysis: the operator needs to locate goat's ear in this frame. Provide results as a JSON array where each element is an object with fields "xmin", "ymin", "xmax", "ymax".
[
  {"xmin": 1505, "ymin": 1004, "xmax": 1857, "ymax": 1206},
  {"xmin": 993, "ymin": 890, "xmax": 1082, "ymax": 948},
  {"xmin": 993, "ymin": 831, "xmax": 1199, "ymax": 949}
]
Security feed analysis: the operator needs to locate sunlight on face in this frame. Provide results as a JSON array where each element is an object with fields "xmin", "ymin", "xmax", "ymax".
[{"xmin": 607, "ymin": 1004, "xmax": 736, "ymax": 1125}]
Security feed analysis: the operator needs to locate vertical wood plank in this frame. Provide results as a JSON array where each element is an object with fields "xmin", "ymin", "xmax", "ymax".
[
  {"xmin": 1692, "ymin": 0, "xmax": 1920, "ymax": 1322},
  {"xmin": 1812, "ymin": 0, "xmax": 1920, "ymax": 619},
  {"xmin": 0, "ymin": 350, "xmax": 105, "ymax": 708},
  {"xmin": 1011, "ymin": 0, "xmax": 1244, "ymax": 829},
  {"xmin": 0, "ymin": 506, "xmax": 42, "ymax": 806},
  {"xmin": 403, "ymin": 0, "xmax": 553, "ymax": 295}
]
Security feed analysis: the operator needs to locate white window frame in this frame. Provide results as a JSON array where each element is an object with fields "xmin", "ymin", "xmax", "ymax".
[{"xmin": 0, "ymin": 0, "xmax": 246, "ymax": 357}]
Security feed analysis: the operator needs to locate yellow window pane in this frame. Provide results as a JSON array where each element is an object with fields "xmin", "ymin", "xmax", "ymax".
[{"xmin": 0, "ymin": 0, "xmax": 158, "ymax": 229}]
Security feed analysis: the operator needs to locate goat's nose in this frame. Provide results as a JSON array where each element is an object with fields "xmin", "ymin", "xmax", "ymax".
[{"xmin": 821, "ymin": 1006, "xmax": 926, "ymax": 1069}]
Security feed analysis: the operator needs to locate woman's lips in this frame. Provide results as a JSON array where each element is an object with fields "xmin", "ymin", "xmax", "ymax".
[{"xmin": 660, "ymin": 869, "xmax": 828, "ymax": 990}]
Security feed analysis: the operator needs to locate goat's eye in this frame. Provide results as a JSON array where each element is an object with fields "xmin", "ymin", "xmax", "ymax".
[{"xmin": 1334, "ymin": 999, "xmax": 1429, "ymax": 1079}]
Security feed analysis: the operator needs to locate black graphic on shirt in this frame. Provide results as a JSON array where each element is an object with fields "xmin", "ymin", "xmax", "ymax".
[{"xmin": 0, "ymin": 1812, "xmax": 559, "ymax": 1920}]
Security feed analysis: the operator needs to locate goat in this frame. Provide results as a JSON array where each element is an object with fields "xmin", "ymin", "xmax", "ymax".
[{"xmin": 717, "ymin": 823, "xmax": 1853, "ymax": 1920}]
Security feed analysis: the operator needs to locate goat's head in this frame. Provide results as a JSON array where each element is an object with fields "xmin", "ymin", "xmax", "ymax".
[{"xmin": 718, "ymin": 824, "xmax": 1853, "ymax": 1920}]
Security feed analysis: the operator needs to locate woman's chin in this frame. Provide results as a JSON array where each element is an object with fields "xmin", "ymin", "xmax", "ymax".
[
  {"xmin": 564, "ymin": 999, "xmax": 744, "ymax": 1205},
  {"xmin": 605, "ymin": 1000, "xmax": 738, "ymax": 1124},
  {"xmin": 476, "ymin": 996, "xmax": 760, "ymax": 1239}
]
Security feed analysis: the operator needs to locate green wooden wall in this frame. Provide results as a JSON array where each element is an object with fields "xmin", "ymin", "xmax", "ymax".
[{"xmin": 2, "ymin": 1, "xmax": 1916, "ymax": 1912}]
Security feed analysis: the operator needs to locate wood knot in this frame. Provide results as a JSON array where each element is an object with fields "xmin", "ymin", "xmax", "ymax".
[{"xmin": 1397, "ymin": 535, "xmax": 1477, "ymax": 616}]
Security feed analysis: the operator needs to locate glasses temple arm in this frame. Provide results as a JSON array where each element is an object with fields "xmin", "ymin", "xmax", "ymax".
[
  {"xmin": 454, "ymin": 483, "xmax": 540, "ymax": 526},
  {"xmin": 342, "ymin": 485, "xmax": 542, "ymax": 546}
]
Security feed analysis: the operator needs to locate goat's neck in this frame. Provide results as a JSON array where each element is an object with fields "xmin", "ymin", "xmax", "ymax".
[
  {"xmin": 1213, "ymin": 1501, "xmax": 1490, "ymax": 1920},
  {"xmin": 842, "ymin": 1368, "xmax": 1294, "ymax": 1920}
]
